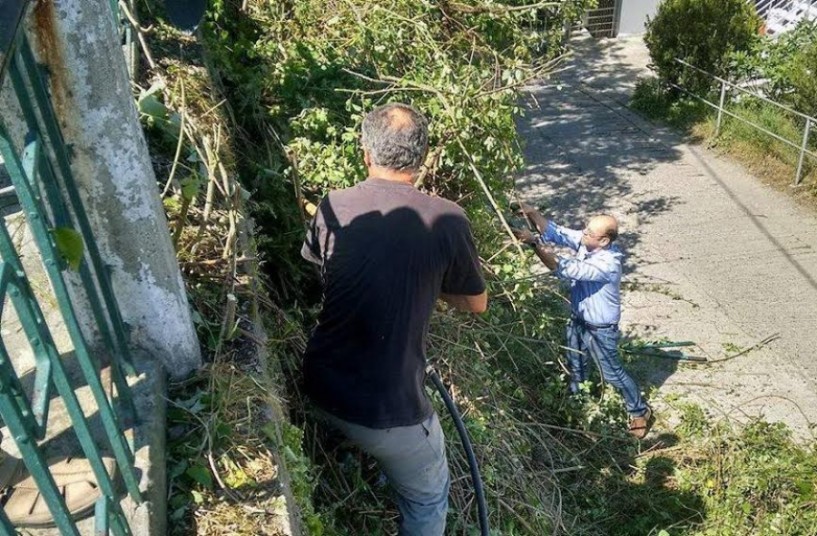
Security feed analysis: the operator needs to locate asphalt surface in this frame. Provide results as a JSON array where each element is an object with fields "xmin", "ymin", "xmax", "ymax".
[{"xmin": 517, "ymin": 33, "xmax": 817, "ymax": 439}]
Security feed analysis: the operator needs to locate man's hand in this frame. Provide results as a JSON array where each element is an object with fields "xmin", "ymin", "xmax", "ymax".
[
  {"xmin": 512, "ymin": 202, "xmax": 538, "ymax": 218},
  {"xmin": 513, "ymin": 201, "xmax": 548, "ymax": 233},
  {"xmin": 512, "ymin": 227, "xmax": 537, "ymax": 246},
  {"xmin": 513, "ymin": 220, "xmax": 559, "ymax": 271}
]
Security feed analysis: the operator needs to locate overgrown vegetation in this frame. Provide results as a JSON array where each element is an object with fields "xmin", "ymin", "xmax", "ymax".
[
  {"xmin": 127, "ymin": 0, "xmax": 817, "ymax": 534},
  {"xmin": 729, "ymin": 21, "xmax": 817, "ymax": 118},
  {"xmin": 630, "ymin": 78, "xmax": 710, "ymax": 132},
  {"xmin": 635, "ymin": 5, "xmax": 817, "ymax": 195},
  {"xmin": 644, "ymin": 0, "xmax": 760, "ymax": 95},
  {"xmin": 662, "ymin": 402, "xmax": 817, "ymax": 536}
]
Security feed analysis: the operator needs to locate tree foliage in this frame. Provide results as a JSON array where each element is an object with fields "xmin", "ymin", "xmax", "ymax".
[
  {"xmin": 729, "ymin": 21, "xmax": 817, "ymax": 118},
  {"xmin": 644, "ymin": 0, "xmax": 761, "ymax": 95},
  {"xmin": 203, "ymin": 0, "xmax": 591, "ymax": 243}
]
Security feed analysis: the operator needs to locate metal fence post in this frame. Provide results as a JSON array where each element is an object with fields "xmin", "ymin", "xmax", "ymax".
[
  {"xmin": 795, "ymin": 118, "xmax": 812, "ymax": 186},
  {"xmin": 95, "ymin": 496, "xmax": 110, "ymax": 536},
  {"xmin": 715, "ymin": 79, "xmax": 727, "ymax": 137},
  {"xmin": 674, "ymin": 56, "xmax": 816, "ymax": 187}
]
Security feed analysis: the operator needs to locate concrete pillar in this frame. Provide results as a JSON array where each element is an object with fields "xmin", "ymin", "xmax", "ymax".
[{"xmin": 1, "ymin": 0, "xmax": 201, "ymax": 377}]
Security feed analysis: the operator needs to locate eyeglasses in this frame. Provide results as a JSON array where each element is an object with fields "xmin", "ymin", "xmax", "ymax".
[{"xmin": 582, "ymin": 228, "xmax": 607, "ymax": 240}]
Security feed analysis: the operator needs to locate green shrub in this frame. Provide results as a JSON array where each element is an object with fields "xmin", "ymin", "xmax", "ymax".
[
  {"xmin": 787, "ymin": 41, "xmax": 817, "ymax": 118},
  {"xmin": 644, "ymin": 0, "xmax": 761, "ymax": 96},
  {"xmin": 630, "ymin": 77, "xmax": 674, "ymax": 118},
  {"xmin": 728, "ymin": 20, "xmax": 817, "ymax": 117}
]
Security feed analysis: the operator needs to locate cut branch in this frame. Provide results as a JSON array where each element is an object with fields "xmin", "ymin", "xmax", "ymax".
[
  {"xmin": 456, "ymin": 137, "xmax": 525, "ymax": 257},
  {"xmin": 447, "ymin": 1, "xmax": 560, "ymax": 15}
]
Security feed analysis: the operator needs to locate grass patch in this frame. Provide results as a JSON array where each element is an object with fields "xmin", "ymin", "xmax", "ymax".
[
  {"xmin": 663, "ymin": 404, "xmax": 817, "ymax": 536},
  {"xmin": 710, "ymin": 99, "xmax": 817, "ymax": 195},
  {"xmin": 630, "ymin": 77, "xmax": 817, "ymax": 203},
  {"xmin": 631, "ymin": 78, "xmax": 712, "ymax": 135},
  {"xmin": 166, "ymin": 360, "xmax": 293, "ymax": 536}
]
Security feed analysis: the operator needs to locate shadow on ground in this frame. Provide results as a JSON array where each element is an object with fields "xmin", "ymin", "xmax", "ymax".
[
  {"xmin": 515, "ymin": 32, "xmax": 691, "ymax": 399},
  {"xmin": 516, "ymin": 32, "xmax": 684, "ymax": 269},
  {"xmin": 512, "ymin": 40, "xmax": 709, "ymax": 533}
]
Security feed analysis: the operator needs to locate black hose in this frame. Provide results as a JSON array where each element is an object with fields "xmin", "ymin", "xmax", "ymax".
[{"xmin": 426, "ymin": 365, "xmax": 490, "ymax": 536}]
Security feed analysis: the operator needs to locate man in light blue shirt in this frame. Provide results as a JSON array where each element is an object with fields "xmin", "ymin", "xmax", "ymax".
[{"xmin": 514, "ymin": 204, "xmax": 652, "ymax": 438}]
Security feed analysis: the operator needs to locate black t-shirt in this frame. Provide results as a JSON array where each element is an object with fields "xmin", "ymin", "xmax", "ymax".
[{"xmin": 301, "ymin": 178, "xmax": 486, "ymax": 428}]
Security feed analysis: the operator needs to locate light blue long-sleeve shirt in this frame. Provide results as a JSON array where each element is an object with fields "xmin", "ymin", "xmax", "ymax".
[{"xmin": 541, "ymin": 220, "xmax": 623, "ymax": 325}]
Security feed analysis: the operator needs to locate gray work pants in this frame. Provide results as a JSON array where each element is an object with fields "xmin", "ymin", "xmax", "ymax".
[{"xmin": 318, "ymin": 410, "xmax": 450, "ymax": 536}]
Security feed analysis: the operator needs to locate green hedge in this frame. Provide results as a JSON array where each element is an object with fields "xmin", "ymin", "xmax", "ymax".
[{"xmin": 644, "ymin": 0, "xmax": 761, "ymax": 96}]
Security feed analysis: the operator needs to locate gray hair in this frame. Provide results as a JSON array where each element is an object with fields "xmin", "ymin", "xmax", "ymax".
[{"xmin": 361, "ymin": 103, "xmax": 429, "ymax": 172}]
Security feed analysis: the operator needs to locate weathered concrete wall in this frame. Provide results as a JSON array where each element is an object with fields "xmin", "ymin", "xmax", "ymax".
[
  {"xmin": 1, "ymin": 0, "xmax": 201, "ymax": 377},
  {"xmin": 617, "ymin": 0, "xmax": 660, "ymax": 36}
]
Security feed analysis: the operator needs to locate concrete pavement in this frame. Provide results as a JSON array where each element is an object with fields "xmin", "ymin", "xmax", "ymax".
[{"xmin": 517, "ymin": 32, "xmax": 817, "ymax": 439}]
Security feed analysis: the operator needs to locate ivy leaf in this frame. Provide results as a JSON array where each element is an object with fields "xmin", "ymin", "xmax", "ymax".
[
  {"xmin": 137, "ymin": 82, "xmax": 168, "ymax": 122},
  {"xmin": 181, "ymin": 175, "xmax": 201, "ymax": 201},
  {"xmin": 185, "ymin": 464, "xmax": 213, "ymax": 489},
  {"xmin": 168, "ymin": 460, "xmax": 188, "ymax": 480},
  {"xmin": 50, "ymin": 227, "xmax": 84, "ymax": 271}
]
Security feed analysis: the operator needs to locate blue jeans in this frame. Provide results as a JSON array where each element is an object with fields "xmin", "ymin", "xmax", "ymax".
[
  {"xmin": 318, "ymin": 410, "xmax": 449, "ymax": 536},
  {"xmin": 566, "ymin": 320, "xmax": 648, "ymax": 417}
]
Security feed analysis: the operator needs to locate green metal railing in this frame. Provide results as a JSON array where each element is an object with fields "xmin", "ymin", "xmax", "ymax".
[{"xmin": 0, "ymin": 0, "xmax": 142, "ymax": 533}]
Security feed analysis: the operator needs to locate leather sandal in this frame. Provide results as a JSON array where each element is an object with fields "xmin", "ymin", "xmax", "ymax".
[
  {"xmin": 628, "ymin": 408, "xmax": 653, "ymax": 440},
  {"xmin": 0, "ymin": 456, "xmax": 116, "ymax": 527}
]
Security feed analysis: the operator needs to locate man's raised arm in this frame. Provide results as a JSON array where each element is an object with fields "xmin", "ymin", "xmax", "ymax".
[{"xmin": 518, "ymin": 202, "xmax": 547, "ymax": 234}]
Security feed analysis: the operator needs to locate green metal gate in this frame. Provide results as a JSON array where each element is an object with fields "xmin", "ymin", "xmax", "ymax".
[{"xmin": 0, "ymin": 0, "xmax": 142, "ymax": 533}]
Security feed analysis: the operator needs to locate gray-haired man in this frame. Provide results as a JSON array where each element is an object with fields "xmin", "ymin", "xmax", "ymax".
[{"xmin": 301, "ymin": 103, "xmax": 487, "ymax": 534}]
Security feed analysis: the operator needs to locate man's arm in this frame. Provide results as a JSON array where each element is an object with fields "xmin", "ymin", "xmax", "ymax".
[
  {"xmin": 555, "ymin": 257, "xmax": 614, "ymax": 282},
  {"xmin": 517, "ymin": 203, "xmax": 582, "ymax": 251},
  {"xmin": 542, "ymin": 220, "xmax": 583, "ymax": 251},
  {"xmin": 512, "ymin": 228, "xmax": 559, "ymax": 272},
  {"xmin": 519, "ymin": 202, "xmax": 547, "ymax": 234},
  {"xmin": 528, "ymin": 246, "xmax": 612, "ymax": 282},
  {"xmin": 440, "ymin": 291, "xmax": 488, "ymax": 313},
  {"xmin": 515, "ymin": 226, "xmax": 615, "ymax": 282},
  {"xmin": 440, "ymin": 212, "xmax": 488, "ymax": 314},
  {"xmin": 531, "ymin": 243, "xmax": 559, "ymax": 271}
]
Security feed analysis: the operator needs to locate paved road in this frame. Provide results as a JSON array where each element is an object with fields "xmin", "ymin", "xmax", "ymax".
[{"xmin": 518, "ymin": 33, "xmax": 817, "ymax": 438}]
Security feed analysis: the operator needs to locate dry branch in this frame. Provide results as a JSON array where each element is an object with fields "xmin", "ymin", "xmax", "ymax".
[
  {"xmin": 446, "ymin": 1, "xmax": 560, "ymax": 15},
  {"xmin": 118, "ymin": 0, "xmax": 156, "ymax": 69}
]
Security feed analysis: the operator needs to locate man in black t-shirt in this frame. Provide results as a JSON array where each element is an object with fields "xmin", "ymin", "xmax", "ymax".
[{"xmin": 302, "ymin": 103, "xmax": 487, "ymax": 535}]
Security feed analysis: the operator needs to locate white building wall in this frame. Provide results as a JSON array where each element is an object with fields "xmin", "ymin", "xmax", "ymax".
[{"xmin": 617, "ymin": 0, "xmax": 662, "ymax": 36}]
